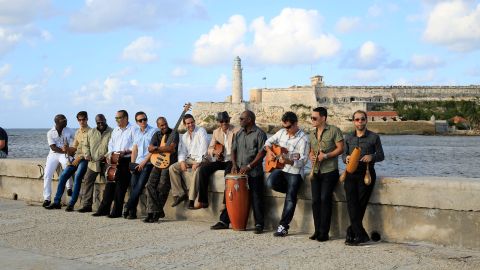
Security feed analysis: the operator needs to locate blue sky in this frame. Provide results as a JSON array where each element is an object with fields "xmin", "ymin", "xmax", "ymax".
[{"xmin": 1, "ymin": 0, "xmax": 480, "ymax": 128}]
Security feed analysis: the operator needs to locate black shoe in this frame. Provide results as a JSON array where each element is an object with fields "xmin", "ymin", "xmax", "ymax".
[
  {"xmin": 317, "ymin": 234, "xmax": 329, "ymax": 242},
  {"xmin": 78, "ymin": 206, "xmax": 92, "ymax": 213},
  {"xmin": 45, "ymin": 203, "xmax": 61, "ymax": 210},
  {"xmin": 143, "ymin": 213, "xmax": 155, "ymax": 223},
  {"xmin": 92, "ymin": 211, "xmax": 108, "ymax": 217},
  {"xmin": 123, "ymin": 209, "xmax": 129, "ymax": 219},
  {"xmin": 158, "ymin": 210, "xmax": 165, "ymax": 219},
  {"xmin": 254, "ymin": 225, "xmax": 264, "ymax": 234},
  {"xmin": 42, "ymin": 200, "xmax": 51, "ymax": 208},
  {"xmin": 187, "ymin": 200, "xmax": 195, "ymax": 209},
  {"xmin": 210, "ymin": 222, "xmax": 229, "ymax": 230},
  {"xmin": 171, "ymin": 194, "xmax": 188, "ymax": 207},
  {"xmin": 273, "ymin": 225, "xmax": 287, "ymax": 237},
  {"xmin": 346, "ymin": 235, "xmax": 370, "ymax": 246},
  {"xmin": 345, "ymin": 226, "xmax": 354, "ymax": 244},
  {"xmin": 67, "ymin": 189, "xmax": 73, "ymax": 196},
  {"xmin": 127, "ymin": 212, "xmax": 137, "ymax": 219},
  {"xmin": 309, "ymin": 232, "xmax": 318, "ymax": 240},
  {"xmin": 108, "ymin": 214, "xmax": 122, "ymax": 218},
  {"xmin": 65, "ymin": 205, "xmax": 74, "ymax": 212}
]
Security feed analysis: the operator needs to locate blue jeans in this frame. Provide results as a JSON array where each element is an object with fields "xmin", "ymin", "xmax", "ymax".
[
  {"xmin": 53, "ymin": 159, "xmax": 88, "ymax": 206},
  {"xmin": 267, "ymin": 169, "xmax": 303, "ymax": 229},
  {"xmin": 125, "ymin": 164, "xmax": 153, "ymax": 214}
]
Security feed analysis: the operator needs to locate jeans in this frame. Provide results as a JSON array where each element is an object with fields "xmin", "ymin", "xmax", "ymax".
[
  {"xmin": 267, "ymin": 169, "xmax": 303, "ymax": 229},
  {"xmin": 124, "ymin": 164, "xmax": 153, "ymax": 215},
  {"xmin": 311, "ymin": 169, "xmax": 339, "ymax": 237},
  {"xmin": 197, "ymin": 161, "xmax": 232, "ymax": 204},
  {"xmin": 53, "ymin": 159, "xmax": 88, "ymax": 205},
  {"xmin": 344, "ymin": 167, "xmax": 376, "ymax": 240}
]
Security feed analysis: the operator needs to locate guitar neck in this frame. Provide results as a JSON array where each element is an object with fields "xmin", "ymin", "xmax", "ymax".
[{"xmin": 166, "ymin": 105, "xmax": 191, "ymax": 145}]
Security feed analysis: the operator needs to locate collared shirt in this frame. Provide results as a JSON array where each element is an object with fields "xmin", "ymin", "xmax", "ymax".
[
  {"xmin": 207, "ymin": 125, "xmax": 239, "ymax": 162},
  {"xmin": 232, "ymin": 125, "xmax": 267, "ymax": 177},
  {"xmin": 342, "ymin": 129, "xmax": 384, "ymax": 172},
  {"xmin": 85, "ymin": 127, "xmax": 113, "ymax": 172},
  {"xmin": 310, "ymin": 124, "xmax": 344, "ymax": 174},
  {"xmin": 47, "ymin": 126, "xmax": 75, "ymax": 155},
  {"xmin": 150, "ymin": 128, "xmax": 180, "ymax": 165},
  {"xmin": 73, "ymin": 126, "xmax": 91, "ymax": 158},
  {"xmin": 178, "ymin": 126, "xmax": 209, "ymax": 163},
  {"xmin": 265, "ymin": 128, "xmax": 309, "ymax": 176},
  {"xmin": 133, "ymin": 124, "xmax": 157, "ymax": 164},
  {"xmin": 108, "ymin": 123, "xmax": 135, "ymax": 154}
]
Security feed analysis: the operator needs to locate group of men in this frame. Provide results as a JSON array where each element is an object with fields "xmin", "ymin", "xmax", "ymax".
[{"xmin": 41, "ymin": 107, "xmax": 383, "ymax": 246}]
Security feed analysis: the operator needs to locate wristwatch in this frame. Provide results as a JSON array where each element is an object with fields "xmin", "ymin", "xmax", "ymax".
[{"xmin": 247, "ymin": 164, "xmax": 252, "ymax": 169}]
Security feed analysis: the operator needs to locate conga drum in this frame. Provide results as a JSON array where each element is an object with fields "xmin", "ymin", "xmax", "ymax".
[{"xmin": 225, "ymin": 174, "xmax": 250, "ymax": 231}]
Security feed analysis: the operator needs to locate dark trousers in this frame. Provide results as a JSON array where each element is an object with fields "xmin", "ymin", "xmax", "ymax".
[
  {"xmin": 267, "ymin": 169, "xmax": 302, "ymax": 230},
  {"xmin": 124, "ymin": 164, "xmax": 153, "ymax": 215},
  {"xmin": 198, "ymin": 161, "xmax": 232, "ymax": 204},
  {"xmin": 81, "ymin": 168, "xmax": 101, "ymax": 208},
  {"xmin": 219, "ymin": 174, "xmax": 265, "ymax": 228},
  {"xmin": 311, "ymin": 169, "xmax": 339, "ymax": 237},
  {"xmin": 344, "ymin": 168, "xmax": 376, "ymax": 239},
  {"xmin": 145, "ymin": 167, "xmax": 171, "ymax": 214},
  {"xmin": 97, "ymin": 158, "xmax": 131, "ymax": 216}
]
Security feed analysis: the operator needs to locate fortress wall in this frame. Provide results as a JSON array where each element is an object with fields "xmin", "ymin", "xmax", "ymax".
[
  {"xmin": 1, "ymin": 158, "xmax": 479, "ymax": 250},
  {"xmin": 256, "ymin": 87, "xmax": 317, "ymax": 107}
]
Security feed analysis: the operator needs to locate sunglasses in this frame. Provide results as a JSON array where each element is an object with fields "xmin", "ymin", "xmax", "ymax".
[
  {"xmin": 115, "ymin": 116, "xmax": 124, "ymax": 120},
  {"xmin": 310, "ymin": 116, "xmax": 318, "ymax": 121},
  {"xmin": 96, "ymin": 121, "xmax": 106, "ymax": 125},
  {"xmin": 136, "ymin": 118, "xmax": 148, "ymax": 123},
  {"xmin": 239, "ymin": 117, "xmax": 246, "ymax": 121},
  {"xmin": 354, "ymin": 117, "xmax": 366, "ymax": 122},
  {"xmin": 219, "ymin": 120, "xmax": 229, "ymax": 124},
  {"xmin": 77, "ymin": 118, "xmax": 87, "ymax": 122}
]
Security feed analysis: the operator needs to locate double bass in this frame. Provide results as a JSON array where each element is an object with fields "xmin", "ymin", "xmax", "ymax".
[{"xmin": 150, "ymin": 103, "xmax": 192, "ymax": 169}]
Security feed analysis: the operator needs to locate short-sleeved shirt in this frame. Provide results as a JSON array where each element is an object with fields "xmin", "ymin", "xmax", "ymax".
[
  {"xmin": 47, "ymin": 126, "xmax": 75, "ymax": 155},
  {"xmin": 73, "ymin": 126, "xmax": 91, "ymax": 158},
  {"xmin": 132, "ymin": 124, "xmax": 157, "ymax": 164},
  {"xmin": 150, "ymin": 128, "xmax": 180, "ymax": 165},
  {"xmin": 0, "ymin": 127, "xmax": 8, "ymax": 155},
  {"xmin": 309, "ymin": 124, "xmax": 344, "ymax": 174},
  {"xmin": 232, "ymin": 125, "xmax": 267, "ymax": 177}
]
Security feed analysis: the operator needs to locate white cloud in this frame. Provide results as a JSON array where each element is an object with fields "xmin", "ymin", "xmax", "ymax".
[
  {"xmin": 0, "ymin": 27, "xmax": 22, "ymax": 56},
  {"xmin": 121, "ymin": 36, "xmax": 159, "ymax": 63},
  {"xmin": 192, "ymin": 15, "xmax": 247, "ymax": 65},
  {"xmin": 335, "ymin": 17, "xmax": 361, "ymax": 33},
  {"xmin": 171, "ymin": 67, "xmax": 187, "ymax": 77},
  {"xmin": 63, "ymin": 66, "xmax": 73, "ymax": 78},
  {"xmin": 408, "ymin": 54, "xmax": 444, "ymax": 69},
  {"xmin": 0, "ymin": 82, "xmax": 13, "ymax": 99},
  {"xmin": 341, "ymin": 41, "xmax": 387, "ymax": 69},
  {"xmin": 20, "ymin": 84, "xmax": 39, "ymax": 107},
  {"xmin": 215, "ymin": 74, "xmax": 229, "ymax": 92},
  {"xmin": 0, "ymin": 63, "xmax": 11, "ymax": 77},
  {"xmin": 368, "ymin": 4, "xmax": 383, "ymax": 17},
  {"xmin": 69, "ymin": 0, "xmax": 206, "ymax": 33},
  {"xmin": 192, "ymin": 8, "xmax": 341, "ymax": 65},
  {"xmin": 0, "ymin": 0, "xmax": 52, "ymax": 25},
  {"xmin": 423, "ymin": 0, "xmax": 480, "ymax": 52}
]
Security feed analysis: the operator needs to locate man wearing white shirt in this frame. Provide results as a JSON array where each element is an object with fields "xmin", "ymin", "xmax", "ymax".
[
  {"xmin": 169, "ymin": 114, "xmax": 208, "ymax": 209},
  {"xmin": 93, "ymin": 110, "xmax": 135, "ymax": 218},
  {"xmin": 264, "ymin": 111, "xmax": 310, "ymax": 237},
  {"xmin": 123, "ymin": 111, "xmax": 157, "ymax": 219},
  {"xmin": 42, "ymin": 114, "xmax": 75, "ymax": 207}
]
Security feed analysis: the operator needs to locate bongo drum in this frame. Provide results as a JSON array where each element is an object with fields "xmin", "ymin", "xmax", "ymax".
[{"xmin": 225, "ymin": 174, "xmax": 250, "ymax": 231}]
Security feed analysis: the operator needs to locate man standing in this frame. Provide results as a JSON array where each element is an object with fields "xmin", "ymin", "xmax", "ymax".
[
  {"xmin": 264, "ymin": 111, "xmax": 309, "ymax": 237},
  {"xmin": 143, "ymin": 117, "xmax": 179, "ymax": 223},
  {"xmin": 196, "ymin": 111, "xmax": 237, "ymax": 209},
  {"xmin": 93, "ymin": 110, "xmax": 135, "ymax": 218},
  {"xmin": 42, "ymin": 114, "xmax": 75, "ymax": 207},
  {"xmin": 77, "ymin": 114, "xmax": 112, "ymax": 213},
  {"xmin": 169, "ymin": 114, "xmax": 208, "ymax": 209},
  {"xmin": 0, "ymin": 127, "xmax": 7, "ymax": 158},
  {"xmin": 309, "ymin": 107, "xmax": 344, "ymax": 242},
  {"xmin": 46, "ymin": 111, "xmax": 91, "ymax": 211},
  {"xmin": 210, "ymin": 110, "xmax": 267, "ymax": 234},
  {"xmin": 123, "ymin": 112, "xmax": 156, "ymax": 219},
  {"xmin": 343, "ymin": 110, "xmax": 384, "ymax": 246}
]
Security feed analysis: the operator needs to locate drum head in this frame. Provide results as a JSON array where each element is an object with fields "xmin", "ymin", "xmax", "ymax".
[{"xmin": 225, "ymin": 174, "xmax": 248, "ymax": 180}]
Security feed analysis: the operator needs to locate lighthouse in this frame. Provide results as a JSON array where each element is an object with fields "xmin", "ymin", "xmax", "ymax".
[{"xmin": 232, "ymin": 56, "xmax": 243, "ymax": 103}]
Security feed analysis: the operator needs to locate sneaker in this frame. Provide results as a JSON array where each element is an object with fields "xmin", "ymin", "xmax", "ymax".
[
  {"xmin": 45, "ymin": 203, "xmax": 61, "ymax": 210},
  {"xmin": 254, "ymin": 225, "xmax": 264, "ymax": 234},
  {"xmin": 42, "ymin": 200, "xmax": 51, "ymax": 208},
  {"xmin": 210, "ymin": 222, "xmax": 229, "ymax": 230},
  {"xmin": 273, "ymin": 225, "xmax": 288, "ymax": 237},
  {"xmin": 67, "ymin": 189, "xmax": 73, "ymax": 196}
]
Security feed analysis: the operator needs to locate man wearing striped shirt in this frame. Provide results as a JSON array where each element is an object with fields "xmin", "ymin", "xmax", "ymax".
[{"xmin": 265, "ymin": 111, "xmax": 309, "ymax": 237}]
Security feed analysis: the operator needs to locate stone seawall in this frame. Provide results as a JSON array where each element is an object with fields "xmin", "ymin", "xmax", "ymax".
[{"xmin": 1, "ymin": 158, "xmax": 479, "ymax": 250}]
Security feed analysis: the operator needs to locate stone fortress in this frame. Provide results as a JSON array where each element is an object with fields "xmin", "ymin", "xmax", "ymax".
[{"xmin": 193, "ymin": 57, "xmax": 480, "ymax": 133}]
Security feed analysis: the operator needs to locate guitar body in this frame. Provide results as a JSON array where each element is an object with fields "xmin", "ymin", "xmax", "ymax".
[
  {"xmin": 213, "ymin": 142, "xmax": 225, "ymax": 161},
  {"xmin": 265, "ymin": 144, "xmax": 288, "ymax": 172},
  {"xmin": 151, "ymin": 134, "xmax": 171, "ymax": 169}
]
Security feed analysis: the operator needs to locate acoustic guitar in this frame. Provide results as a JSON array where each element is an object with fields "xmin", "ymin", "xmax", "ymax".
[
  {"xmin": 150, "ymin": 103, "xmax": 192, "ymax": 169},
  {"xmin": 265, "ymin": 144, "xmax": 300, "ymax": 172}
]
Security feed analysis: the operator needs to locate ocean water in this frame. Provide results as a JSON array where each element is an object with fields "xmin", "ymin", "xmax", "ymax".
[{"xmin": 5, "ymin": 129, "xmax": 480, "ymax": 178}]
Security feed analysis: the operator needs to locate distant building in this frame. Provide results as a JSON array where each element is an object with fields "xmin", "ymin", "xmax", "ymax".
[{"xmin": 367, "ymin": 111, "xmax": 399, "ymax": 122}]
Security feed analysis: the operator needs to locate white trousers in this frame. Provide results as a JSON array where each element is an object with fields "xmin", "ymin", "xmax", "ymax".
[{"xmin": 43, "ymin": 153, "xmax": 72, "ymax": 200}]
